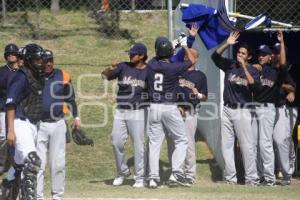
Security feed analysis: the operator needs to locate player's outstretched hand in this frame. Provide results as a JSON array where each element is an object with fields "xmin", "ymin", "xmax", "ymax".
[
  {"xmin": 286, "ymin": 92, "xmax": 295, "ymax": 103},
  {"xmin": 188, "ymin": 23, "xmax": 199, "ymax": 37},
  {"xmin": 7, "ymin": 130, "xmax": 16, "ymax": 146},
  {"xmin": 227, "ymin": 31, "xmax": 240, "ymax": 45},
  {"xmin": 110, "ymin": 61, "xmax": 118, "ymax": 70},
  {"xmin": 277, "ymin": 31, "xmax": 284, "ymax": 43}
]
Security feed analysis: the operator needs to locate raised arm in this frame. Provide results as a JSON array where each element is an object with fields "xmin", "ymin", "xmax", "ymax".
[
  {"xmin": 277, "ymin": 31, "xmax": 286, "ymax": 68},
  {"xmin": 216, "ymin": 32, "xmax": 240, "ymax": 55}
]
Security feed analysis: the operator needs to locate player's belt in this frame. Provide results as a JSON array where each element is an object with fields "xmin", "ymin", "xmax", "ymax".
[
  {"xmin": 19, "ymin": 117, "xmax": 39, "ymax": 125},
  {"xmin": 224, "ymin": 103, "xmax": 254, "ymax": 109},
  {"xmin": 41, "ymin": 118, "xmax": 60, "ymax": 123},
  {"xmin": 254, "ymin": 102, "xmax": 274, "ymax": 107}
]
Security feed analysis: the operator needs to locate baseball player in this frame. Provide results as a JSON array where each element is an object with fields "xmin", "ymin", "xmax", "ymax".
[
  {"xmin": 5, "ymin": 43, "xmax": 45, "ymax": 200},
  {"xmin": 36, "ymin": 49, "xmax": 80, "ymax": 200},
  {"xmin": 253, "ymin": 31, "xmax": 287, "ymax": 186},
  {"xmin": 101, "ymin": 43, "xmax": 148, "ymax": 188},
  {"xmin": 211, "ymin": 32, "xmax": 260, "ymax": 185},
  {"xmin": 147, "ymin": 36, "xmax": 196, "ymax": 188},
  {"xmin": 0, "ymin": 44, "xmax": 20, "ymax": 175},
  {"xmin": 272, "ymin": 43, "xmax": 296, "ymax": 185},
  {"xmin": 175, "ymin": 48, "xmax": 208, "ymax": 184}
]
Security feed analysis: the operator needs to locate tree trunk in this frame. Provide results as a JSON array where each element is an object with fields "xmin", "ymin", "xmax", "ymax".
[{"xmin": 51, "ymin": 0, "xmax": 60, "ymax": 15}]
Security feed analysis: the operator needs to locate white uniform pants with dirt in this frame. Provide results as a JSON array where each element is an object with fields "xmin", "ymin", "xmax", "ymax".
[
  {"xmin": 148, "ymin": 104, "xmax": 187, "ymax": 181},
  {"xmin": 0, "ymin": 112, "xmax": 7, "ymax": 173},
  {"xmin": 273, "ymin": 106, "xmax": 293, "ymax": 179},
  {"xmin": 13, "ymin": 119, "xmax": 38, "ymax": 165},
  {"xmin": 221, "ymin": 106, "xmax": 258, "ymax": 183},
  {"xmin": 112, "ymin": 109, "xmax": 145, "ymax": 180},
  {"xmin": 36, "ymin": 119, "xmax": 66, "ymax": 200},
  {"xmin": 256, "ymin": 104, "xmax": 276, "ymax": 182}
]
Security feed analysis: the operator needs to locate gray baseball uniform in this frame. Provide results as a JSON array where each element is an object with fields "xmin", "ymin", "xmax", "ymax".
[
  {"xmin": 112, "ymin": 109, "xmax": 146, "ymax": 180},
  {"xmin": 253, "ymin": 61, "xmax": 286, "ymax": 183},
  {"xmin": 36, "ymin": 119, "xmax": 66, "ymax": 200},
  {"xmin": 211, "ymin": 51, "xmax": 260, "ymax": 184},
  {"xmin": 148, "ymin": 104, "xmax": 188, "ymax": 180}
]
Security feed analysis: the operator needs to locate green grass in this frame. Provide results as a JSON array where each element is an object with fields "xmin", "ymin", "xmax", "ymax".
[{"xmin": 1, "ymin": 9, "xmax": 300, "ymax": 199}]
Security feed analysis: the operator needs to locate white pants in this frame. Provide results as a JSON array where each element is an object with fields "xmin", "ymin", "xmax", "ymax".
[{"xmin": 14, "ymin": 119, "xmax": 38, "ymax": 165}]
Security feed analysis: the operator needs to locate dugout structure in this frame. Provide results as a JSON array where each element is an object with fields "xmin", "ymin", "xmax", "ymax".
[{"xmin": 174, "ymin": 0, "xmax": 300, "ymax": 178}]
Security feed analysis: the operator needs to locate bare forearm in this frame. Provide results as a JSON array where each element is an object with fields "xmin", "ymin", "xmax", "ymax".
[
  {"xmin": 242, "ymin": 65, "xmax": 255, "ymax": 85},
  {"xmin": 183, "ymin": 46, "xmax": 196, "ymax": 65},
  {"xmin": 6, "ymin": 106, "xmax": 15, "ymax": 132},
  {"xmin": 101, "ymin": 67, "xmax": 112, "ymax": 79},
  {"xmin": 282, "ymin": 83, "xmax": 295, "ymax": 93},
  {"xmin": 279, "ymin": 41, "xmax": 286, "ymax": 67},
  {"xmin": 216, "ymin": 42, "xmax": 230, "ymax": 55}
]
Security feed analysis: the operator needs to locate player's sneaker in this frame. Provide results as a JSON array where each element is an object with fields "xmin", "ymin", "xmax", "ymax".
[
  {"xmin": 259, "ymin": 180, "xmax": 276, "ymax": 187},
  {"xmin": 132, "ymin": 179, "xmax": 145, "ymax": 188},
  {"xmin": 281, "ymin": 178, "xmax": 291, "ymax": 186},
  {"xmin": 289, "ymin": 163, "xmax": 295, "ymax": 175},
  {"xmin": 148, "ymin": 179, "xmax": 159, "ymax": 188},
  {"xmin": 112, "ymin": 171, "xmax": 130, "ymax": 186},
  {"xmin": 185, "ymin": 177, "xmax": 196, "ymax": 185},
  {"xmin": 169, "ymin": 173, "xmax": 190, "ymax": 187},
  {"xmin": 112, "ymin": 176, "xmax": 125, "ymax": 186}
]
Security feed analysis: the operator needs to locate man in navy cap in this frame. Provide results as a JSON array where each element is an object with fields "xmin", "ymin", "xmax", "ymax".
[
  {"xmin": 272, "ymin": 42, "xmax": 297, "ymax": 185},
  {"xmin": 253, "ymin": 31, "xmax": 287, "ymax": 186},
  {"xmin": 101, "ymin": 43, "xmax": 148, "ymax": 188},
  {"xmin": 211, "ymin": 32, "xmax": 260, "ymax": 186}
]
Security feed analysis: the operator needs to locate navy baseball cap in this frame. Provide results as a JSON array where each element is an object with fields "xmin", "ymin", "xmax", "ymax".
[
  {"xmin": 272, "ymin": 43, "xmax": 288, "ymax": 54},
  {"xmin": 127, "ymin": 43, "xmax": 147, "ymax": 55},
  {"xmin": 258, "ymin": 45, "xmax": 272, "ymax": 54}
]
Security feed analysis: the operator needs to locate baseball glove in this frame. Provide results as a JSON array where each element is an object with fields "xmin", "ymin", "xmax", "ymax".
[{"xmin": 71, "ymin": 128, "xmax": 94, "ymax": 146}]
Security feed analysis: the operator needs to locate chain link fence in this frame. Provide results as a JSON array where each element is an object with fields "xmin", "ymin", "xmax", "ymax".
[
  {"xmin": 0, "ymin": 0, "xmax": 182, "ymax": 39},
  {"xmin": 234, "ymin": 0, "xmax": 300, "ymax": 28}
]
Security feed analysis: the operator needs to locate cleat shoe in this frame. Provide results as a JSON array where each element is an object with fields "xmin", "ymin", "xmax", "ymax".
[
  {"xmin": 281, "ymin": 179, "xmax": 291, "ymax": 186},
  {"xmin": 112, "ymin": 171, "xmax": 130, "ymax": 186},
  {"xmin": 148, "ymin": 179, "xmax": 159, "ymax": 188},
  {"xmin": 245, "ymin": 180, "xmax": 259, "ymax": 187},
  {"xmin": 289, "ymin": 163, "xmax": 295, "ymax": 175},
  {"xmin": 259, "ymin": 180, "xmax": 276, "ymax": 187},
  {"xmin": 112, "ymin": 176, "xmax": 125, "ymax": 186},
  {"xmin": 169, "ymin": 173, "xmax": 190, "ymax": 187},
  {"xmin": 185, "ymin": 177, "xmax": 196, "ymax": 185},
  {"xmin": 132, "ymin": 179, "xmax": 145, "ymax": 188}
]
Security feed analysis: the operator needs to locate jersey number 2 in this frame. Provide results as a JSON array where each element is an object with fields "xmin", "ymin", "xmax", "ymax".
[{"xmin": 154, "ymin": 73, "xmax": 163, "ymax": 92}]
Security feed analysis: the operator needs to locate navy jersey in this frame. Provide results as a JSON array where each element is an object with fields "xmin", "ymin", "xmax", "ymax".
[
  {"xmin": 147, "ymin": 58, "xmax": 192, "ymax": 103},
  {"xmin": 254, "ymin": 64, "xmax": 286, "ymax": 104},
  {"xmin": 42, "ymin": 68, "xmax": 77, "ymax": 120},
  {"xmin": 0, "ymin": 65, "xmax": 18, "ymax": 111},
  {"xmin": 177, "ymin": 70, "xmax": 208, "ymax": 109},
  {"xmin": 277, "ymin": 71, "xmax": 296, "ymax": 107},
  {"xmin": 107, "ymin": 62, "xmax": 148, "ymax": 109},
  {"xmin": 5, "ymin": 70, "xmax": 30, "ymax": 119},
  {"xmin": 211, "ymin": 52, "xmax": 260, "ymax": 104}
]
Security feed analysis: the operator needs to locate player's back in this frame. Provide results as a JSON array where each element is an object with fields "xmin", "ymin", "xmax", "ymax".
[{"xmin": 147, "ymin": 57, "xmax": 192, "ymax": 103}]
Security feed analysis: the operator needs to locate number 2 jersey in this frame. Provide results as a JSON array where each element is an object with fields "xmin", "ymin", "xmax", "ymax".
[{"xmin": 147, "ymin": 57, "xmax": 192, "ymax": 103}]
